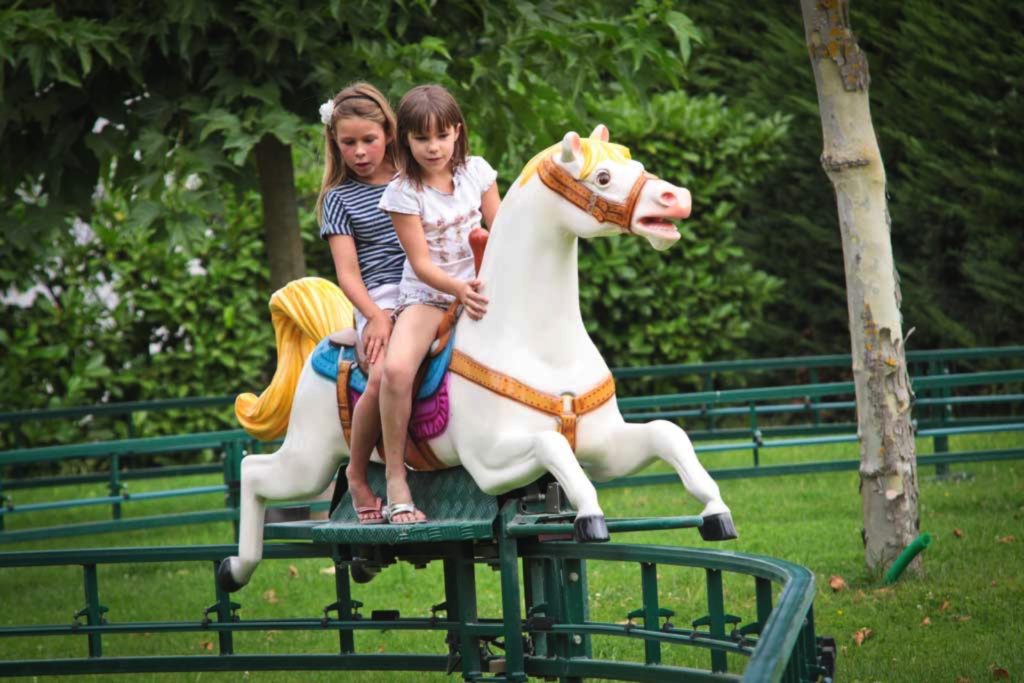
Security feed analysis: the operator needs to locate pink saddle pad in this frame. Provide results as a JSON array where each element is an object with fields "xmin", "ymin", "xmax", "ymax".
[{"xmin": 348, "ymin": 374, "xmax": 450, "ymax": 441}]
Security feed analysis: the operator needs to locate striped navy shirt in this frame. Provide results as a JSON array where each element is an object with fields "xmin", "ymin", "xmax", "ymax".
[{"xmin": 320, "ymin": 179, "xmax": 405, "ymax": 290}]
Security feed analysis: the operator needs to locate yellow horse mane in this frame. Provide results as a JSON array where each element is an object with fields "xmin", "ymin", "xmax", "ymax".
[
  {"xmin": 517, "ymin": 136, "xmax": 633, "ymax": 187},
  {"xmin": 235, "ymin": 277, "xmax": 353, "ymax": 441}
]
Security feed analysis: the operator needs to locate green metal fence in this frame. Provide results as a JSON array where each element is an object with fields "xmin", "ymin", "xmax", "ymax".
[
  {"xmin": 2, "ymin": 346, "xmax": 1018, "ymax": 679},
  {"xmin": 2, "ymin": 348, "xmax": 1021, "ymax": 544},
  {"xmin": 0, "ymin": 497, "xmax": 831, "ymax": 682}
]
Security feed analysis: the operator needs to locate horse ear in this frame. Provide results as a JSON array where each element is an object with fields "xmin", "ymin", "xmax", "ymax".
[
  {"xmin": 560, "ymin": 131, "xmax": 583, "ymax": 164},
  {"xmin": 589, "ymin": 124, "xmax": 609, "ymax": 142}
]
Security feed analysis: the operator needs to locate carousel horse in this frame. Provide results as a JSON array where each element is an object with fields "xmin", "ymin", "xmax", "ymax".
[{"xmin": 219, "ymin": 125, "xmax": 736, "ymax": 592}]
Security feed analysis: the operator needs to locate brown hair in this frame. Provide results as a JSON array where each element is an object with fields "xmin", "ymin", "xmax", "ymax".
[
  {"xmin": 315, "ymin": 82, "xmax": 398, "ymax": 226},
  {"xmin": 395, "ymin": 84, "xmax": 468, "ymax": 189}
]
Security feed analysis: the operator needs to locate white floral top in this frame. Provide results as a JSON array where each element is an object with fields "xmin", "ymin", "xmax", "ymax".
[{"xmin": 379, "ymin": 156, "xmax": 497, "ymax": 309}]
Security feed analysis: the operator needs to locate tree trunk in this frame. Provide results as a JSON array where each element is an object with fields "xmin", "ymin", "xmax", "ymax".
[
  {"xmin": 254, "ymin": 134, "xmax": 306, "ymax": 292},
  {"xmin": 799, "ymin": 0, "xmax": 920, "ymax": 573}
]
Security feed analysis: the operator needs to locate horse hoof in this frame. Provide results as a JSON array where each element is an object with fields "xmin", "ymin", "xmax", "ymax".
[
  {"xmin": 699, "ymin": 512, "xmax": 738, "ymax": 541},
  {"xmin": 573, "ymin": 515, "xmax": 610, "ymax": 543},
  {"xmin": 217, "ymin": 558, "xmax": 247, "ymax": 593}
]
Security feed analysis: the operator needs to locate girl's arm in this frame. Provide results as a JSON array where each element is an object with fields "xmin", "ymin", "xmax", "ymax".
[
  {"xmin": 327, "ymin": 235, "xmax": 391, "ymax": 363},
  {"xmin": 480, "ymin": 183, "xmax": 501, "ymax": 228},
  {"xmin": 390, "ymin": 212, "xmax": 489, "ymax": 319}
]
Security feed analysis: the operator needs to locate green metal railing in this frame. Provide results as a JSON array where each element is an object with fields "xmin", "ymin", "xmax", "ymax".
[
  {"xmin": 611, "ymin": 345, "xmax": 1024, "ymax": 381},
  {"xmin": 0, "ymin": 502, "xmax": 829, "ymax": 681},
  {"xmin": 613, "ymin": 346, "xmax": 1024, "ymax": 444},
  {"xmin": 2, "ymin": 349, "xmax": 1021, "ymax": 544}
]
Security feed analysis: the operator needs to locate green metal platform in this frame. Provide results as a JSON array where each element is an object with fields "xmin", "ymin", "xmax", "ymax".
[
  {"xmin": 265, "ymin": 464, "xmax": 709, "ymax": 545},
  {"xmin": 264, "ymin": 464, "xmax": 499, "ymax": 544}
]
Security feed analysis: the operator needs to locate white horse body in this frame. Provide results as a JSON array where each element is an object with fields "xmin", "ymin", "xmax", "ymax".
[{"xmin": 220, "ymin": 127, "xmax": 734, "ymax": 592}]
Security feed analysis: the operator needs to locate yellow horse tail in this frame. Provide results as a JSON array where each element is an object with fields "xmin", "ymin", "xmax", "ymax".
[{"xmin": 235, "ymin": 277, "xmax": 353, "ymax": 441}]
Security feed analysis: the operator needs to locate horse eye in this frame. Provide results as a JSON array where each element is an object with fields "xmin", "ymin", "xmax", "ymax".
[{"xmin": 595, "ymin": 170, "xmax": 611, "ymax": 186}]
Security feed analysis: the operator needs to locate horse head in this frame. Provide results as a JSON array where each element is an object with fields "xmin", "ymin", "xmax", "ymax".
[{"xmin": 526, "ymin": 125, "xmax": 691, "ymax": 251}]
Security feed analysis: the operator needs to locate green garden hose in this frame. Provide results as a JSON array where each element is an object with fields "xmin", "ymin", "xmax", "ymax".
[{"xmin": 884, "ymin": 532, "xmax": 933, "ymax": 585}]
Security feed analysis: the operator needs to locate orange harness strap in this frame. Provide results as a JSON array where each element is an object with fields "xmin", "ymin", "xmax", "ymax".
[
  {"xmin": 449, "ymin": 349, "xmax": 616, "ymax": 451},
  {"xmin": 536, "ymin": 157, "xmax": 649, "ymax": 232},
  {"xmin": 337, "ymin": 360, "xmax": 354, "ymax": 445},
  {"xmin": 404, "ymin": 437, "xmax": 446, "ymax": 471}
]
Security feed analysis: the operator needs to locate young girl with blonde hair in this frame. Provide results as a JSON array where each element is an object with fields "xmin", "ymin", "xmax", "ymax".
[
  {"xmin": 316, "ymin": 82, "xmax": 403, "ymax": 524},
  {"xmin": 377, "ymin": 84, "xmax": 500, "ymax": 523}
]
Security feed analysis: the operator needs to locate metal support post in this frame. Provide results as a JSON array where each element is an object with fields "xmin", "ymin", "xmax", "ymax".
[
  {"xmin": 755, "ymin": 576, "xmax": 773, "ymax": 629},
  {"xmin": 640, "ymin": 562, "xmax": 661, "ymax": 665},
  {"xmin": 561, "ymin": 557, "xmax": 590, "ymax": 661},
  {"xmin": 223, "ymin": 440, "xmax": 244, "ymax": 540},
  {"xmin": 442, "ymin": 542, "xmax": 482, "ymax": 678},
  {"xmin": 332, "ymin": 547, "xmax": 356, "ymax": 654},
  {"xmin": 498, "ymin": 508, "xmax": 527, "ymax": 682},
  {"xmin": 108, "ymin": 454, "xmax": 122, "ymax": 520},
  {"xmin": 749, "ymin": 403, "xmax": 760, "ymax": 468},
  {"xmin": 209, "ymin": 560, "xmax": 238, "ymax": 655},
  {"xmin": 935, "ymin": 364, "xmax": 952, "ymax": 478},
  {"xmin": 522, "ymin": 557, "xmax": 550, "ymax": 658},
  {"xmin": 77, "ymin": 564, "xmax": 107, "ymax": 658},
  {"xmin": 705, "ymin": 568, "xmax": 727, "ymax": 673}
]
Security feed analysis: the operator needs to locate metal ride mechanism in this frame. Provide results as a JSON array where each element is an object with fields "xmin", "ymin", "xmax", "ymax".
[{"xmin": 0, "ymin": 464, "xmax": 835, "ymax": 682}]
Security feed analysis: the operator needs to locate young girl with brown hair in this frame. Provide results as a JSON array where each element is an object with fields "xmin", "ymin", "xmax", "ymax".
[{"xmin": 377, "ymin": 84, "xmax": 500, "ymax": 523}]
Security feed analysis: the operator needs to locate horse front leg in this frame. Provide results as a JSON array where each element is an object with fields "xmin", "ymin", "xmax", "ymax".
[
  {"xmin": 601, "ymin": 420, "xmax": 737, "ymax": 541},
  {"xmin": 461, "ymin": 431, "xmax": 609, "ymax": 542}
]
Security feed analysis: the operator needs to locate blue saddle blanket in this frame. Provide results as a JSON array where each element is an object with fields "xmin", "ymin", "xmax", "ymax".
[{"xmin": 310, "ymin": 332, "xmax": 454, "ymax": 400}]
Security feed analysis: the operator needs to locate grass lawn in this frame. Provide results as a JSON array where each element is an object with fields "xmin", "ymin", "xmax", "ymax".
[{"xmin": 1, "ymin": 432, "xmax": 1021, "ymax": 682}]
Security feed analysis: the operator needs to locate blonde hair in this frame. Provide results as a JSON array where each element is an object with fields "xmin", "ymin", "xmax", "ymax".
[
  {"xmin": 518, "ymin": 137, "xmax": 633, "ymax": 186},
  {"xmin": 235, "ymin": 277, "xmax": 353, "ymax": 441},
  {"xmin": 315, "ymin": 82, "xmax": 398, "ymax": 226}
]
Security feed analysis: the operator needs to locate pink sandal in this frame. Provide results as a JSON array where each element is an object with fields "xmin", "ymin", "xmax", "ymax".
[{"xmin": 354, "ymin": 497, "xmax": 386, "ymax": 525}]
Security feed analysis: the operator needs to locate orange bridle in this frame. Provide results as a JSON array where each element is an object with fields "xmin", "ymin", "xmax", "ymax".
[{"xmin": 536, "ymin": 157, "xmax": 652, "ymax": 233}]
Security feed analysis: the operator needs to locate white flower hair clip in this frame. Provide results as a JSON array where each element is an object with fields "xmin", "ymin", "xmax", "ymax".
[{"xmin": 319, "ymin": 99, "xmax": 334, "ymax": 125}]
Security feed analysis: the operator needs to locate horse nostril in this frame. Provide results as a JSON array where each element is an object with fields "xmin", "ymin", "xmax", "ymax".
[{"xmin": 660, "ymin": 191, "xmax": 678, "ymax": 206}]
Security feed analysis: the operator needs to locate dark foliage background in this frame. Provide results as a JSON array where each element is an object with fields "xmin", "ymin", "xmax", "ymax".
[
  {"xmin": 683, "ymin": 1, "xmax": 1024, "ymax": 355},
  {"xmin": 2, "ymin": 1, "xmax": 1020, "ymax": 452}
]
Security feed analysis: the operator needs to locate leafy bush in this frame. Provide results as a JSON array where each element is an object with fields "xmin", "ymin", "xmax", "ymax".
[
  {"xmin": 0, "ymin": 182, "xmax": 273, "ymax": 450},
  {"xmin": 2, "ymin": 4, "xmax": 797, "ymax": 450}
]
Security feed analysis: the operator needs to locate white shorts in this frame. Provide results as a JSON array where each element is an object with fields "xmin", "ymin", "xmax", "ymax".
[{"xmin": 354, "ymin": 283, "xmax": 399, "ymax": 341}]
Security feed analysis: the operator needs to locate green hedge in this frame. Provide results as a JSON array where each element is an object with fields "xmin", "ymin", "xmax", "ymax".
[
  {"xmin": 2, "ymin": 89, "xmax": 788, "ymax": 449},
  {"xmin": 1, "ymin": 186, "xmax": 273, "ymax": 450}
]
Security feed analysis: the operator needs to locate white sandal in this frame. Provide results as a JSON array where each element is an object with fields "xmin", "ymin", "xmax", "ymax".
[{"xmin": 383, "ymin": 502, "xmax": 427, "ymax": 525}]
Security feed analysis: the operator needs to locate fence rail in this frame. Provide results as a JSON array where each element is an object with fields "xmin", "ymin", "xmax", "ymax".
[
  {"xmin": 0, "ymin": 500, "xmax": 829, "ymax": 681},
  {"xmin": 2, "ymin": 348, "xmax": 1021, "ymax": 543}
]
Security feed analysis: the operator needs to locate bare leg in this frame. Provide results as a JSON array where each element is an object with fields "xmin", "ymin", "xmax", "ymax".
[
  {"xmin": 346, "ymin": 358, "xmax": 385, "ymax": 522},
  {"xmin": 379, "ymin": 304, "xmax": 446, "ymax": 522}
]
